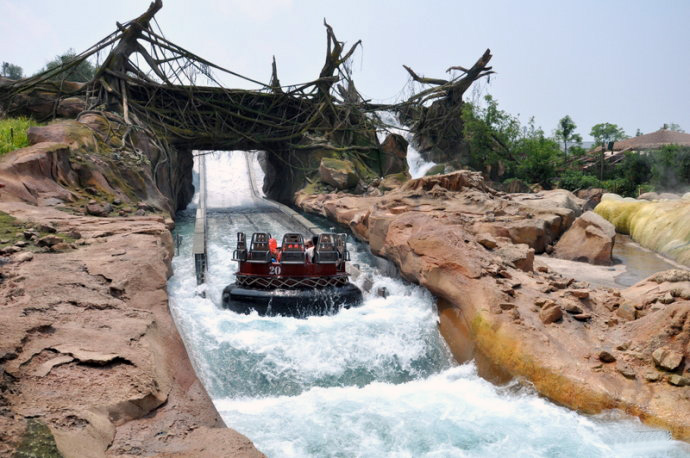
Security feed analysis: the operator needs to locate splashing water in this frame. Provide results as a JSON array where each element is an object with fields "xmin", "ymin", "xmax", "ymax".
[
  {"xmin": 167, "ymin": 152, "xmax": 690, "ymax": 457},
  {"xmin": 376, "ymin": 111, "xmax": 437, "ymax": 178}
]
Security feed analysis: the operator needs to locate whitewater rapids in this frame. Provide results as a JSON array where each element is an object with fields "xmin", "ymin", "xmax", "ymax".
[{"xmin": 167, "ymin": 152, "xmax": 689, "ymax": 457}]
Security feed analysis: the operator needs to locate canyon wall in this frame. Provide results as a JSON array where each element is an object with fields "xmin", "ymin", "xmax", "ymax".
[
  {"xmin": 296, "ymin": 172, "xmax": 690, "ymax": 441},
  {"xmin": 0, "ymin": 116, "xmax": 262, "ymax": 456}
]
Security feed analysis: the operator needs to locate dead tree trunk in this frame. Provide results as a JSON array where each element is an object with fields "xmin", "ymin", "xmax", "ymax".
[{"xmin": 400, "ymin": 49, "xmax": 494, "ymax": 164}]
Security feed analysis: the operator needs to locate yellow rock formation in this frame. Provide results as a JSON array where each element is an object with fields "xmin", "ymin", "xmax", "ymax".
[{"xmin": 595, "ymin": 197, "xmax": 690, "ymax": 267}]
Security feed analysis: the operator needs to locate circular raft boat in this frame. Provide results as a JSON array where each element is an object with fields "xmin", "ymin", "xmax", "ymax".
[{"xmin": 222, "ymin": 232, "xmax": 363, "ymax": 317}]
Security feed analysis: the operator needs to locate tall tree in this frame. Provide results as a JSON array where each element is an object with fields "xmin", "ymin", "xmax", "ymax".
[
  {"xmin": 514, "ymin": 133, "xmax": 562, "ymax": 188},
  {"xmin": 554, "ymin": 115, "xmax": 581, "ymax": 157},
  {"xmin": 40, "ymin": 48, "xmax": 95, "ymax": 82},
  {"xmin": 461, "ymin": 94, "xmax": 520, "ymax": 177},
  {"xmin": 590, "ymin": 122, "xmax": 627, "ymax": 179},
  {"xmin": 1, "ymin": 62, "xmax": 23, "ymax": 79},
  {"xmin": 590, "ymin": 122, "xmax": 627, "ymax": 148}
]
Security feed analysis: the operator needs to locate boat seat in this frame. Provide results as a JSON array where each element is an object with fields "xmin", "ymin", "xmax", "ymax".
[
  {"xmin": 334, "ymin": 233, "xmax": 350, "ymax": 261},
  {"xmin": 314, "ymin": 233, "xmax": 339, "ymax": 264},
  {"xmin": 280, "ymin": 233, "xmax": 305, "ymax": 264},
  {"xmin": 232, "ymin": 232, "xmax": 247, "ymax": 261},
  {"xmin": 248, "ymin": 232, "xmax": 271, "ymax": 263}
]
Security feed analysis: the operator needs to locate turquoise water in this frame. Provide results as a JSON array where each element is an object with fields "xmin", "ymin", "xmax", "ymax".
[{"xmin": 167, "ymin": 153, "xmax": 690, "ymax": 457}]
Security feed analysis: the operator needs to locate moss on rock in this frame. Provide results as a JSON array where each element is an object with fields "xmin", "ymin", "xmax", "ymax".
[
  {"xmin": 14, "ymin": 419, "xmax": 61, "ymax": 458},
  {"xmin": 319, "ymin": 157, "xmax": 359, "ymax": 189},
  {"xmin": 379, "ymin": 171, "xmax": 411, "ymax": 191},
  {"xmin": 425, "ymin": 164, "xmax": 448, "ymax": 176}
]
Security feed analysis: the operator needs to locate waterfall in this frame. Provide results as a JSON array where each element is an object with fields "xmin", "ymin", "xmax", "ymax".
[{"xmin": 376, "ymin": 112, "xmax": 437, "ymax": 178}]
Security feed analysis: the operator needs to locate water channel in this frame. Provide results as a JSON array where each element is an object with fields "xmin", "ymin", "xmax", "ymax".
[{"xmin": 167, "ymin": 151, "xmax": 689, "ymax": 457}]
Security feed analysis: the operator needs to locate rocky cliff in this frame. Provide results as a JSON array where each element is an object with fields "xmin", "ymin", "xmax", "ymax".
[
  {"xmin": 0, "ymin": 116, "xmax": 262, "ymax": 456},
  {"xmin": 296, "ymin": 171, "xmax": 690, "ymax": 441},
  {"xmin": 0, "ymin": 204, "xmax": 262, "ymax": 457}
]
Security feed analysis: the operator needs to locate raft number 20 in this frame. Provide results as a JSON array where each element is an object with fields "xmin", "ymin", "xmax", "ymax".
[{"xmin": 269, "ymin": 266, "xmax": 282, "ymax": 275}]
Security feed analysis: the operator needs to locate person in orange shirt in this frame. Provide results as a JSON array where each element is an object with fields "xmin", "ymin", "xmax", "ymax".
[{"xmin": 268, "ymin": 238, "xmax": 281, "ymax": 262}]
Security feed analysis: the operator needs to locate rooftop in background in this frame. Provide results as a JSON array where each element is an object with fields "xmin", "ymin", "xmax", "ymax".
[{"xmin": 592, "ymin": 128, "xmax": 690, "ymax": 153}]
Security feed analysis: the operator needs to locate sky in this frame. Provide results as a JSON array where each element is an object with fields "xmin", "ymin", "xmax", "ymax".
[{"xmin": 1, "ymin": 0, "xmax": 689, "ymax": 140}]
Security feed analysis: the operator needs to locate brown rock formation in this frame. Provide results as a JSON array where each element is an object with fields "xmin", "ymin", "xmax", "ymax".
[
  {"xmin": 296, "ymin": 170, "xmax": 690, "ymax": 441},
  {"xmin": 554, "ymin": 211, "xmax": 616, "ymax": 265},
  {"xmin": 0, "ymin": 113, "xmax": 193, "ymax": 214},
  {"xmin": 0, "ymin": 203, "xmax": 263, "ymax": 457},
  {"xmin": 319, "ymin": 157, "xmax": 359, "ymax": 190},
  {"xmin": 0, "ymin": 112, "xmax": 259, "ymax": 455},
  {"xmin": 379, "ymin": 133, "xmax": 409, "ymax": 176},
  {"xmin": 576, "ymin": 187, "xmax": 604, "ymax": 211}
]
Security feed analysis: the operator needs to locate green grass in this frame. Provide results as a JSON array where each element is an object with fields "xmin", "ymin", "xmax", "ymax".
[
  {"xmin": 0, "ymin": 117, "xmax": 41, "ymax": 155},
  {"xmin": 0, "ymin": 211, "xmax": 22, "ymax": 242},
  {"xmin": 0, "ymin": 211, "xmax": 75, "ymax": 250}
]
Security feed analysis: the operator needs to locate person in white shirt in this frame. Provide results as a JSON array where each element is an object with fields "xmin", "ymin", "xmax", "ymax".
[{"xmin": 305, "ymin": 239, "xmax": 315, "ymax": 263}]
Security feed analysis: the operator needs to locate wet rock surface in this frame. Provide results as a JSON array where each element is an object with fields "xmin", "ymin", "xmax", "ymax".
[
  {"xmin": 379, "ymin": 133, "xmax": 409, "ymax": 176},
  {"xmin": 296, "ymin": 170, "xmax": 690, "ymax": 441},
  {"xmin": 554, "ymin": 211, "xmax": 616, "ymax": 265},
  {"xmin": 0, "ymin": 203, "xmax": 262, "ymax": 457}
]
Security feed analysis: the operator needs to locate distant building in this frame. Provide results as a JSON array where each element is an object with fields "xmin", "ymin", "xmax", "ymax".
[
  {"xmin": 586, "ymin": 128, "xmax": 690, "ymax": 166},
  {"xmin": 595, "ymin": 128, "xmax": 690, "ymax": 152}
]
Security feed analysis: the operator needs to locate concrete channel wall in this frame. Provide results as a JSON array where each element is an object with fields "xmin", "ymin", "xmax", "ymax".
[
  {"xmin": 192, "ymin": 154, "xmax": 207, "ymax": 284},
  {"xmin": 244, "ymin": 152, "xmax": 323, "ymax": 236}
]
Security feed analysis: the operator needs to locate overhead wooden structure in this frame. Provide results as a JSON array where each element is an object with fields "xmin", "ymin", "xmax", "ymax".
[{"xmin": 0, "ymin": 0, "xmax": 494, "ymax": 194}]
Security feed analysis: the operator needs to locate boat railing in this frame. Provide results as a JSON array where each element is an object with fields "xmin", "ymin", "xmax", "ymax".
[{"xmin": 233, "ymin": 231, "xmax": 351, "ymax": 266}]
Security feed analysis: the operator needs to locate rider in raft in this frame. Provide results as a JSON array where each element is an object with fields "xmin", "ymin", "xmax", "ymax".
[{"xmin": 223, "ymin": 231, "xmax": 362, "ymax": 317}]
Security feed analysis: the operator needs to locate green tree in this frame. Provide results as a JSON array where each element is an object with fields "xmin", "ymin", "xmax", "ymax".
[
  {"xmin": 590, "ymin": 122, "xmax": 627, "ymax": 180},
  {"xmin": 568, "ymin": 145, "xmax": 587, "ymax": 157},
  {"xmin": 1, "ymin": 62, "xmax": 23, "ymax": 79},
  {"xmin": 590, "ymin": 122, "xmax": 627, "ymax": 148},
  {"xmin": 554, "ymin": 115, "xmax": 582, "ymax": 157},
  {"xmin": 40, "ymin": 48, "xmax": 95, "ymax": 82},
  {"xmin": 614, "ymin": 152, "xmax": 652, "ymax": 196},
  {"xmin": 513, "ymin": 134, "xmax": 562, "ymax": 187},
  {"xmin": 461, "ymin": 94, "xmax": 520, "ymax": 177},
  {"xmin": 651, "ymin": 145, "xmax": 690, "ymax": 189},
  {"xmin": 635, "ymin": 128, "xmax": 643, "ymax": 136}
]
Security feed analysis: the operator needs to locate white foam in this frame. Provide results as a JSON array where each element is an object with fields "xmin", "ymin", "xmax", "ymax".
[
  {"xmin": 167, "ymin": 154, "xmax": 690, "ymax": 457},
  {"xmin": 202, "ymin": 150, "xmax": 256, "ymax": 209},
  {"xmin": 215, "ymin": 366, "xmax": 687, "ymax": 458},
  {"xmin": 376, "ymin": 111, "xmax": 436, "ymax": 178}
]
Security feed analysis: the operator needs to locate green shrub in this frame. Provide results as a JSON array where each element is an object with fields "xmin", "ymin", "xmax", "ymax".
[
  {"xmin": 650, "ymin": 145, "xmax": 690, "ymax": 190},
  {"xmin": 617, "ymin": 151, "xmax": 652, "ymax": 186},
  {"xmin": 568, "ymin": 145, "xmax": 587, "ymax": 157},
  {"xmin": 638, "ymin": 183, "xmax": 655, "ymax": 194},
  {"xmin": 601, "ymin": 178, "xmax": 630, "ymax": 195},
  {"xmin": 557, "ymin": 170, "xmax": 601, "ymax": 191},
  {"xmin": 513, "ymin": 136, "xmax": 562, "ymax": 188},
  {"xmin": 0, "ymin": 117, "xmax": 40, "ymax": 155}
]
